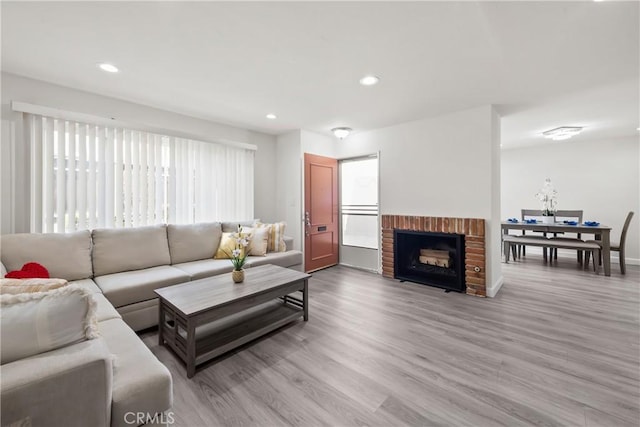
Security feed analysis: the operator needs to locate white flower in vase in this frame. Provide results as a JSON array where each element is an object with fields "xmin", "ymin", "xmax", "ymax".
[{"xmin": 535, "ymin": 178, "xmax": 558, "ymax": 223}]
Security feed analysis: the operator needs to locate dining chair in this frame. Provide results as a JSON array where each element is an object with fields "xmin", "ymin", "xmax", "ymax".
[
  {"xmin": 585, "ymin": 211, "xmax": 634, "ymax": 274},
  {"xmin": 520, "ymin": 209, "xmax": 549, "ymax": 260},
  {"xmin": 550, "ymin": 209, "xmax": 584, "ymax": 261}
]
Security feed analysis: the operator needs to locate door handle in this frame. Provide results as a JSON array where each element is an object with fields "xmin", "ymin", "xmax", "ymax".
[{"xmin": 305, "ymin": 211, "xmax": 311, "ymax": 236}]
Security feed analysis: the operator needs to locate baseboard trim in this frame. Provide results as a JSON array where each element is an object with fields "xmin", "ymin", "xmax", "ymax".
[
  {"xmin": 339, "ymin": 263, "xmax": 379, "ymax": 274},
  {"xmin": 486, "ymin": 275, "xmax": 504, "ymax": 298}
]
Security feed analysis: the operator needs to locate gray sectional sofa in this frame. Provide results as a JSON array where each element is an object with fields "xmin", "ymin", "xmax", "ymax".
[{"xmin": 0, "ymin": 222, "xmax": 302, "ymax": 427}]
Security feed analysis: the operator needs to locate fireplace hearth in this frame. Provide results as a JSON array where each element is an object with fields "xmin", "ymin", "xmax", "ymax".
[{"xmin": 394, "ymin": 230, "xmax": 465, "ymax": 292}]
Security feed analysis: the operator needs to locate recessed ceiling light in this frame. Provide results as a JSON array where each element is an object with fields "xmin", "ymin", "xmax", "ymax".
[
  {"xmin": 266, "ymin": 113, "xmax": 277, "ymax": 120},
  {"xmin": 97, "ymin": 63, "xmax": 119, "ymax": 73},
  {"xmin": 542, "ymin": 126, "xmax": 583, "ymax": 141},
  {"xmin": 359, "ymin": 75, "xmax": 380, "ymax": 86},
  {"xmin": 331, "ymin": 127, "xmax": 352, "ymax": 139}
]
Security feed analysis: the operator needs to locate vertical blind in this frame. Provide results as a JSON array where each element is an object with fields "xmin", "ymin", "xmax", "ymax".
[{"xmin": 28, "ymin": 114, "xmax": 254, "ymax": 232}]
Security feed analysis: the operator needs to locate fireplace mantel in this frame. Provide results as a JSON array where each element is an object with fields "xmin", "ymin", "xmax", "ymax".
[{"xmin": 381, "ymin": 215, "xmax": 486, "ymax": 297}]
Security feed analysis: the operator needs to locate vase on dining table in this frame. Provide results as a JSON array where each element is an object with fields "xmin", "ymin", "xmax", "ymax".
[{"xmin": 542, "ymin": 215, "xmax": 555, "ymax": 225}]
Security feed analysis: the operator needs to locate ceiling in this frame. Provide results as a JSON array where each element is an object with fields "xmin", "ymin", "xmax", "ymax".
[{"xmin": 2, "ymin": 1, "xmax": 638, "ymax": 148}]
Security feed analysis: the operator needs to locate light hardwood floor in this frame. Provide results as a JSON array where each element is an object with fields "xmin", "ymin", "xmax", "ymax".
[{"xmin": 140, "ymin": 256, "xmax": 640, "ymax": 427}]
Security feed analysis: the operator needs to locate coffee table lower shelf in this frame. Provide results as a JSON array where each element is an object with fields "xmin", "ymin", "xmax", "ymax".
[
  {"xmin": 195, "ymin": 302, "xmax": 302, "ymax": 365},
  {"xmin": 160, "ymin": 299, "xmax": 304, "ymax": 377}
]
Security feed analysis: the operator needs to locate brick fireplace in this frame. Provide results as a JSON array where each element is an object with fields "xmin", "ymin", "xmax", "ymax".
[{"xmin": 381, "ymin": 215, "xmax": 486, "ymax": 297}]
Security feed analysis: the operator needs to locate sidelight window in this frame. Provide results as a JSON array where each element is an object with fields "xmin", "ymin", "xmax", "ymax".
[{"xmin": 339, "ymin": 156, "xmax": 379, "ymax": 249}]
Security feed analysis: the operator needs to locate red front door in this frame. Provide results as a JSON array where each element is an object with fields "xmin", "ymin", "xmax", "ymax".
[{"xmin": 304, "ymin": 153, "xmax": 339, "ymax": 272}]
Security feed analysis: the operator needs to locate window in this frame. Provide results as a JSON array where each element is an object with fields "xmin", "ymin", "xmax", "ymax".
[
  {"xmin": 28, "ymin": 114, "xmax": 254, "ymax": 232},
  {"xmin": 340, "ymin": 156, "xmax": 379, "ymax": 249}
]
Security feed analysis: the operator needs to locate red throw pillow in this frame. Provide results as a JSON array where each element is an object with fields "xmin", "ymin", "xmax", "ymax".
[{"xmin": 5, "ymin": 262, "xmax": 50, "ymax": 279}]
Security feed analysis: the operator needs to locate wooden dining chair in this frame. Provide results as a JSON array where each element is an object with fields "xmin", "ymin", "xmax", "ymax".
[
  {"xmin": 520, "ymin": 209, "xmax": 548, "ymax": 260},
  {"xmin": 585, "ymin": 211, "xmax": 634, "ymax": 274},
  {"xmin": 550, "ymin": 209, "xmax": 584, "ymax": 261}
]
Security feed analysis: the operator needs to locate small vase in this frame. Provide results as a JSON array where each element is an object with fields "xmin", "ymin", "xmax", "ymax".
[
  {"xmin": 232, "ymin": 269, "xmax": 245, "ymax": 283},
  {"xmin": 542, "ymin": 216, "xmax": 555, "ymax": 224}
]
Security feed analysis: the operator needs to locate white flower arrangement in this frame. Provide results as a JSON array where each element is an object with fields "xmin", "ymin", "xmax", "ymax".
[
  {"xmin": 535, "ymin": 178, "xmax": 558, "ymax": 216},
  {"xmin": 225, "ymin": 225, "xmax": 251, "ymax": 271}
]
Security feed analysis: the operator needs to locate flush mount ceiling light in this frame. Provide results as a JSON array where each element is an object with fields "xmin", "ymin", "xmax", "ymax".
[
  {"xmin": 359, "ymin": 75, "xmax": 380, "ymax": 86},
  {"xmin": 266, "ymin": 113, "xmax": 277, "ymax": 119},
  {"xmin": 542, "ymin": 126, "xmax": 583, "ymax": 141},
  {"xmin": 97, "ymin": 63, "xmax": 119, "ymax": 73},
  {"xmin": 331, "ymin": 127, "xmax": 352, "ymax": 139}
]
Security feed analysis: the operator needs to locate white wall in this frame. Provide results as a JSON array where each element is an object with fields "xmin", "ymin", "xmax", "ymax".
[
  {"xmin": 1, "ymin": 72, "xmax": 279, "ymax": 233},
  {"xmin": 336, "ymin": 105, "xmax": 502, "ymax": 295},
  {"xmin": 300, "ymin": 130, "xmax": 337, "ymax": 158},
  {"xmin": 489, "ymin": 108, "xmax": 502, "ymax": 296},
  {"xmin": 276, "ymin": 131, "xmax": 302, "ymax": 250},
  {"xmin": 501, "ymin": 136, "xmax": 640, "ymax": 264}
]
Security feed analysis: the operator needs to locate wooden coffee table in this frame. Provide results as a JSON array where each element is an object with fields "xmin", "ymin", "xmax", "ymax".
[{"xmin": 154, "ymin": 264, "xmax": 310, "ymax": 378}]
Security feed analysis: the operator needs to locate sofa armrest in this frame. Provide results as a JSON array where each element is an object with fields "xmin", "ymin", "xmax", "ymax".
[
  {"xmin": 1, "ymin": 338, "xmax": 113, "ymax": 427},
  {"xmin": 283, "ymin": 235, "xmax": 295, "ymax": 251}
]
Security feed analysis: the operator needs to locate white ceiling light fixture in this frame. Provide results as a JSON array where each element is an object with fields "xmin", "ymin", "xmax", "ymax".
[
  {"xmin": 359, "ymin": 75, "xmax": 380, "ymax": 86},
  {"xmin": 542, "ymin": 126, "xmax": 583, "ymax": 141},
  {"xmin": 266, "ymin": 113, "xmax": 277, "ymax": 119},
  {"xmin": 331, "ymin": 127, "xmax": 352, "ymax": 139},
  {"xmin": 97, "ymin": 63, "xmax": 119, "ymax": 73}
]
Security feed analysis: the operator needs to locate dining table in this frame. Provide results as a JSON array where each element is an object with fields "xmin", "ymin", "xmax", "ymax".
[{"xmin": 501, "ymin": 221, "xmax": 612, "ymax": 276}]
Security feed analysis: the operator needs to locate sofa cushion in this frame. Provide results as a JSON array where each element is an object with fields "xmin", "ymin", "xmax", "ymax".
[
  {"xmin": 68, "ymin": 278, "xmax": 103, "ymax": 294},
  {"xmin": 95, "ymin": 265, "xmax": 190, "ymax": 308},
  {"xmin": 0, "ymin": 285, "xmax": 99, "ymax": 364},
  {"xmin": 0, "ymin": 231, "xmax": 93, "ymax": 281},
  {"xmin": 245, "ymin": 250, "xmax": 303, "ymax": 269},
  {"xmin": 98, "ymin": 318, "xmax": 172, "ymax": 427},
  {"xmin": 92, "ymin": 225, "xmax": 170, "ymax": 277},
  {"xmin": 116, "ymin": 299, "xmax": 159, "ymax": 332},
  {"xmin": 172, "ymin": 259, "xmax": 234, "ymax": 281},
  {"xmin": 283, "ymin": 236, "xmax": 294, "ymax": 251},
  {"xmin": 167, "ymin": 222, "xmax": 222, "ymax": 264},
  {"xmin": 93, "ymin": 293, "xmax": 122, "ymax": 322}
]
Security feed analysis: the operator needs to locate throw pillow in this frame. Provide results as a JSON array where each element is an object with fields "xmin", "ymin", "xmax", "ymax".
[
  {"xmin": 0, "ymin": 261, "xmax": 6, "ymax": 278},
  {"xmin": 214, "ymin": 232, "xmax": 241, "ymax": 259},
  {"xmin": 256, "ymin": 222, "xmax": 287, "ymax": 252},
  {"xmin": 5, "ymin": 262, "xmax": 50, "ymax": 279},
  {"xmin": 0, "ymin": 278, "xmax": 68, "ymax": 295},
  {"xmin": 242, "ymin": 227, "xmax": 269, "ymax": 257},
  {"xmin": 0, "ymin": 285, "xmax": 99, "ymax": 364}
]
